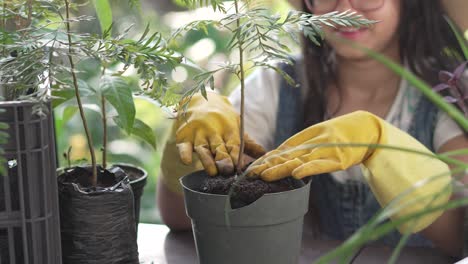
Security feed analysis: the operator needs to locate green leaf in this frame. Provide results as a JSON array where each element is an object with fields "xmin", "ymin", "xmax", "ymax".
[
  {"xmin": 62, "ymin": 106, "xmax": 78, "ymax": 123},
  {"xmin": 52, "ymin": 80, "xmax": 96, "ymax": 108},
  {"xmin": 92, "ymin": 0, "xmax": 113, "ymax": 35},
  {"xmin": 100, "ymin": 75, "xmax": 135, "ymax": 134},
  {"xmin": 201, "ymin": 85, "xmax": 207, "ymax": 99},
  {"xmin": 180, "ymin": 0, "xmax": 226, "ymax": 12},
  {"xmin": 444, "ymin": 16, "xmax": 468, "ymax": 60},
  {"xmin": 114, "ymin": 117, "xmax": 157, "ymax": 149},
  {"xmin": 77, "ymin": 58, "xmax": 102, "ymax": 80},
  {"xmin": 137, "ymin": 24, "xmax": 151, "ymax": 43},
  {"xmin": 83, "ymin": 104, "xmax": 104, "ymax": 116}
]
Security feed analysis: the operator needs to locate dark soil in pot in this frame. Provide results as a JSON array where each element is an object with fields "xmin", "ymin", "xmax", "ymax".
[
  {"xmin": 58, "ymin": 166, "xmax": 139, "ymax": 264},
  {"xmin": 199, "ymin": 175, "xmax": 305, "ymax": 209},
  {"xmin": 59, "ymin": 166, "xmax": 119, "ymax": 189}
]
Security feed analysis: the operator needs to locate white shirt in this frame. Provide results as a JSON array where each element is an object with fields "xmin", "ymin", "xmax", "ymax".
[{"xmin": 229, "ymin": 68, "xmax": 464, "ymax": 182}]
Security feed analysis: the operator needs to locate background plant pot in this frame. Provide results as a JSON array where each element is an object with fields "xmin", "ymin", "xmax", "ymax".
[
  {"xmin": 57, "ymin": 166, "xmax": 139, "ymax": 264},
  {"xmin": 180, "ymin": 170, "xmax": 311, "ymax": 264},
  {"xmin": 0, "ymin": 100, "xmax": 62, "ymax": 264},
  {"xmin": 110, "ymin": 163, "xmax": 148, "ymax": 230}
]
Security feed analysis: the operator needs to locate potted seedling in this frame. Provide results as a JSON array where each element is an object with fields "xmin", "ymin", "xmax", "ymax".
[
  {"xmin": 0, "ymin": 1, "xmax": 63, "ymax": 263},
  {"xmin": 54, "ymin": 0, "xmax": 181, "ymax": 262},
  {"xmin": 174, "ymin": 1, "xmax": 374, "ymax": 263},
  {"xmin": 57, "ymin": 24, "xmax": 175, "ymax": 229}
]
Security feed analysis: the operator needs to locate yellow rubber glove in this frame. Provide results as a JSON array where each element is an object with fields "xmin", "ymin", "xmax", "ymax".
[
  {"xmin": 160, "ymin": 126, "xmax": 204, "ymax": 194},
  {"xmin": 247, "ymin": 111, "xmax": 452, "ymax": 233},
  {"xmin": 175, "ymin": 92, "xmax": 266, "ymax": 176}
]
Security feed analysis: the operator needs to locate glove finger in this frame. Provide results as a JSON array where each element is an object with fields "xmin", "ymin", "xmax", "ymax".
[
  {"xmin": 245, "ymin": 148, "xmax": 299, "ymax": 177},
  {"xmin": 245, "ymin": 163, "xmax": 269, "ymax": 178},
  {"xmin": 260, "ymin": 158, "xmax": 304, "ymax": 182},
  {"xmin": 247, "ymin": 149, "xmax": 282, "ymax": 168},
  {"xmin": 194, "ymin": 143, "xmax": 218, "ymax": 177},
  {"xmin": 209, "ymin": 136, "xmax": 235, "ymax": 176},
  {"xmin": 176, "ymin": 142, "xmax": 193, "ymax": 165},
  {"xmin": 291, "ymin": 159, "xmax": 343, "ymax": 179},
  {"xmin": 225, "ymin": 138, "xmax": 240, "ymax": 166},
  {"xmin": 261, "ymin": 148, "xmax": 300, "ymax": 167},
  {"xmin": 243, "ymin": 133, "xmax": 266, "ymax": 158}
]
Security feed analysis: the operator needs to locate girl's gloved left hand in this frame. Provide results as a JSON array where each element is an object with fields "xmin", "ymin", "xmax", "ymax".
[{"xmin": 247, "ymin": 111, "xmax": 452, "ymax": 234}]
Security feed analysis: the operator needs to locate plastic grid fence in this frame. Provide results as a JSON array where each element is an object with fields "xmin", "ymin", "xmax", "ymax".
[{"xmin": 0, "ymin": 101, "xmax": 61, "ymax": 264}]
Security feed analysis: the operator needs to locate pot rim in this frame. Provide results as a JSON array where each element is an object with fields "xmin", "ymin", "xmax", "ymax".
[
  {"xmin": 110, "ymin": 162, "xmax": 148, "ymax": 184},
  {"xmin": 180, "ymin": 170, "xmax": 310, "ymax": 210},
  {"xmin": 57, "ymin": 163, "xmax": 148, "ymax": 183},
  {"xmin": 180, "ymin": 170, "xmax": 311, "ymax": 225},
  {"xmin": 57, "ymin": 166, "xmax": 130, "ymax": 195}
]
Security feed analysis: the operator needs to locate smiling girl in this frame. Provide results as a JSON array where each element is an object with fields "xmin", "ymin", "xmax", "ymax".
[{"xmin": 158, "ymin": 0, "xmax": 468, "ymax": 258}]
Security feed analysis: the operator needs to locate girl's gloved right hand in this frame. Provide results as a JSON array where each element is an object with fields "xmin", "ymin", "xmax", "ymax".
[
  {"xmin": 247, "ymin": 111, "xmax": 452, "ymax": 234},
  {"xmin": 175, "ymin": 92, "xmax": 266, "ymax": 176}
]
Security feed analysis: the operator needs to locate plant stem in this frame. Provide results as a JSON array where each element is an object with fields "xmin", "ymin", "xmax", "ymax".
[
  {"xmin": 64, "ymin": 0, "xmax": 97, "ymax": 186},
  {"xmin": 67, "ymin": 146, "xmax": 72, "ymax": 168},
  {"xmin": 101, "ymin": 95, "xmax": 107, "ymax": 169},
  {"xmin": 2, "ymin": 1, "xmax": 5, "ymax": 56},
  {"xmin": 27, "ymin": 0, "xmax": 32, "ymax": 27},
  {"xmin": 234, "ymin": 0, "xmax": 245, "ymax": 174}
]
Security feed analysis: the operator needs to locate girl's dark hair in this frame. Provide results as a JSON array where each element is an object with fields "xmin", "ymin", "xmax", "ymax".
[{"xmin": 301, "ymin": 0, "xmax": 464, "ymax": 127}]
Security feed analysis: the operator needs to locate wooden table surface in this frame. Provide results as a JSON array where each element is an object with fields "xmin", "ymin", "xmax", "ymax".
[{"xmin": 137, "ymin": 223, "xmax": 456, "ymax": 264}]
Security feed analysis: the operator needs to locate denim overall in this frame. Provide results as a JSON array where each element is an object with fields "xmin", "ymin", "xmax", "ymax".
[{"xmin": 274, "ymin": 62, "xmax": 438, "ymax": 247}]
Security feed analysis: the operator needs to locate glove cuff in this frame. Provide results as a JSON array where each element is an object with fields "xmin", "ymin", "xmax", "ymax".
[{"xmin": 362, "ymin": 122, "xmax": 452, "ymax": 234}]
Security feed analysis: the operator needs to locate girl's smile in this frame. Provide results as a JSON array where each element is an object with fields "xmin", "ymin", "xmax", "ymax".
[{"xmin": 334, "ymin": 27, "xmax": 368, "ymax": 40}]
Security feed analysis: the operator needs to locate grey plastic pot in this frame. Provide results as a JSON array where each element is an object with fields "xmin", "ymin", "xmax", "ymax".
[{"xmin": 180, "ymin": 170, "xmax": 311, "ymax": 264}]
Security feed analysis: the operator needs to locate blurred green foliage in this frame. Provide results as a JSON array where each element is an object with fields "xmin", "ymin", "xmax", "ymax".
[{"xmin": 54, "ymin": 0, "xmax": 294, "ymax": 224}]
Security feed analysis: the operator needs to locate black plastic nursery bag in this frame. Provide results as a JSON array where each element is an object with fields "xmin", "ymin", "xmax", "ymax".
[{"xmin": 57, "ymin": 166, "xmax": 139, "ymax": 264}]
